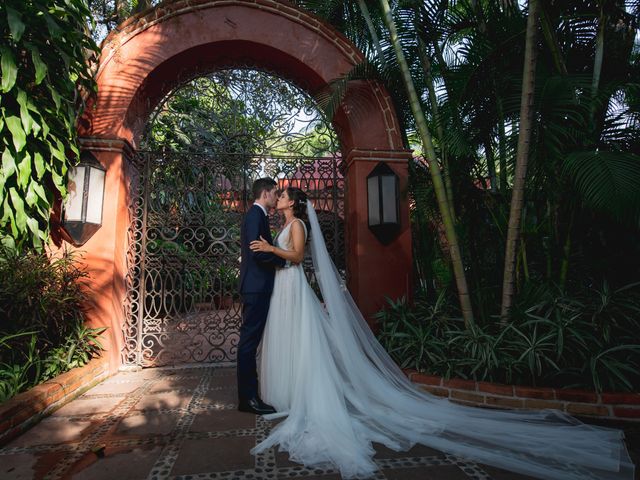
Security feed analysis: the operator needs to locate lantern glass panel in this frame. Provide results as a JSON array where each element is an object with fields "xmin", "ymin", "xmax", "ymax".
[
  {"xmin": 381, "ymin": 175, "xmax": 397, "ymax": 223},
  {"xmin": 86, "ymin": 167, "xmax": 105, "ymax": 224},
  {"xmin": 64, "ymin": 166, "xmax": 86, "ymax": 222},
  {"xmin": 367, "ymin": 176, "xmax": 380, "ymax": 226}
]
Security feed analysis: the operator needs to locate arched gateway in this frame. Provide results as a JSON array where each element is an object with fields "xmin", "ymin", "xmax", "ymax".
[{"xmin": 75, "ymin": 0, "xmax": 412, "ymax": 371}]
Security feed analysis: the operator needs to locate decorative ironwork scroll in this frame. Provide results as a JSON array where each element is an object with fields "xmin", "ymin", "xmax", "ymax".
[{"xmin": 123, "ymin": 69, "xmax": 344, "ymax": 367}]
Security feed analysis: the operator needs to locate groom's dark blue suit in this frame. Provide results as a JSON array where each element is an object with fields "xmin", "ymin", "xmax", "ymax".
[{"xmin": 237, "ymin": 204, "xmax": 285, "ymax": 402}]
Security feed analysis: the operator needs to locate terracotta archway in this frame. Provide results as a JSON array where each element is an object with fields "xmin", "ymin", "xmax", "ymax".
[{"xmin": 75, "ymin": 0, "xmax": 413, "ymax": 371}]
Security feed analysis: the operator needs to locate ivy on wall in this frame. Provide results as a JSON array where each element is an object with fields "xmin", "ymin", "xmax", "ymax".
[{"xmin": 0, "ymin": 0, "xmax": 99, "ymax": 251}]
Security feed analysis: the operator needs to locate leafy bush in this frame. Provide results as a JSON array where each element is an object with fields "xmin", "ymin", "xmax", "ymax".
[
  {"xmin": 0, "ymin": 0, "xmax": 99, "ymax": 251},
  {"xmin": 0, "ymin": 248, "xmax": 106, "ymax": 402},
  {"xmin": 0, "ymin": 247, "xmax": 86, "ymax": 341},
  {"xmin": 376, "ymin": 282, "xmax": 640, "ymax": 392}
]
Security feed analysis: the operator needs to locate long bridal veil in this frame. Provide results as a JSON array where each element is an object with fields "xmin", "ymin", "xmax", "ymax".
[{"xmin": 256, "ymin": 200, "xmax": 634, "ymax": 480}]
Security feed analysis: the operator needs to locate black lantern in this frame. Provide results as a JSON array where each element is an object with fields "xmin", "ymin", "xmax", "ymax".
[
  {"xmin": 61, "ymin": 151, "xmax": 106, "ymax": 246},
  {"xmin": 367, "ymin": 162, "xmax": 400, "ymax": 245}
]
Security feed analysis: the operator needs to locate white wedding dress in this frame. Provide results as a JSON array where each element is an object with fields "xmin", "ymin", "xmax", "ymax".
[{"xmin": 252, "ymin": 202, "xmax": 635, "ymax": 480}]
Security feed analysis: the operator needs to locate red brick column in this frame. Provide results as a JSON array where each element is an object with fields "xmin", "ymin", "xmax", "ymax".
[
  {"xmin": 64, "ymin": 137, "xmax": 133, "ymax": 374},
  {"xmin": 344, "ymin": 149, "xmax": 413, "ymax": 325}
]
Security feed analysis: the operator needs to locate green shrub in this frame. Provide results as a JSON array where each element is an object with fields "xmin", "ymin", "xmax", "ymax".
[
  {"xmin": 376, "ymin": 282, "xmax": 640, "ymax": 392},
  {"xmin": 0, "ymin": 248, "xmax": 106, "ymax": 403}
]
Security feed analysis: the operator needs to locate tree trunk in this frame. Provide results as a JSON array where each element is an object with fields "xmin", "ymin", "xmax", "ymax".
[
  {"xmin": 591, "ymin": 7, "xmax": 605, "ymax": 100},
  {"xmin": 500, "ymin": 0, "xmax": 539, "ymax": 320},
  {"xmin": 590, "ymin": 6, "xmax": 606, "ymax": 135},
  {"xmin": 357, "ymin": 0, "xmax": 386, "ymax": 67},
  {"xmin": 380, "ymin": 0, "xmax": 474, "ymax": 327}
]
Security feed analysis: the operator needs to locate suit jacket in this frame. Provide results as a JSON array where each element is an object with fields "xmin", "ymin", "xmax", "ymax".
[{"xmin": 239, "ymin": 204, "xmax": 286, "ymax": 294}]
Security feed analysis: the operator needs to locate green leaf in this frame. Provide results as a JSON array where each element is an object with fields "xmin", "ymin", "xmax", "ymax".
[
  {"xmin": 31, "ymin": 47, "xmax": 47, "ymax": 85},
  {"xmin": 45, "ymin": 13, "xmax": 63, "ymax": 39},
  {"xmin": 26, "ymin": 216, "xmax": 39, "ymax": 235},
  {"xmin": 9, "ymin": 187, "xmax": 26, "ymax": 231},
  {"xmin": 0, "ymin": 234, "xmax": 16, "ymax": 250},
  {"xmin": 563, "ymin": 151, "xmax": 640, "ymax": 226},
  {"xmin": 0, "ymin": 46, "xmax": 18, "ymax": 93},
  {"xmin": 17, "ymin": 152, "xmax": 32, "ymax": 189},
  {"xmin": 69, "ymin": 142, "xmax": 79, "ymax": 157},
  {"xmin": 49, "ymin": 138, "xmax": 65, "ymax": 161},
  {"xmin": 30, "ymin": 118, "xmax": 41, "ymax": 137},
  {"xmin": 0, "ymin": 197, "xmax": 16, "ymax": 234},
  {"xmin": 51, "ymin": 169, "xmax": 65, "ymax": 194},
  {"xmin": 33, "ymin": 152, "xmax": 45, "ymax": 179},
  {"xmin": 17, "ymin": 90, "xmax": 34, "ymax": 135},
  {"xmin": 5, "ymin": 116, "xmax": 26, "ymax": 152},
  {"xmin": 33, "ymin": 183, "xmax": 48, "ymax": 203},
  {"xmin": 41, "ymin": 118, "xmax": 50, "ymax": 138},
  {"xmin": 2, "ymin": 148, "xmax": 17, "ymax": 178},
  {"xmin": 48, "ymin": 86, "xmax": 61, "ymax": 111},
  {"xmin": 25, "ymin": 183, "xmax": 38, "ymax": 207},
  {"xmin": 6, "ymin": 7, "xmax": 26, "ymax": 42}
]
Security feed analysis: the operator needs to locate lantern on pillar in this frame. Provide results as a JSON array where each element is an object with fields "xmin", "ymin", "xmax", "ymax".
[
  {"xmin": 61, "ymin": 151, "xmax": 106, "ymax": 246},
  {"xmin": 367, "ymin": 162, "xmax": 400, "ymax": 245}
]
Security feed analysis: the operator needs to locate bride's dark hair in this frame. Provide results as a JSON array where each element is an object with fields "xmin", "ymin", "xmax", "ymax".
[
  {"xmin": 287, "ymin": 187, "xmax": 308, "ymax": 221},
  {"xmin": 287, "ymin": 187, "xmax": 310, "ymax": 238}
]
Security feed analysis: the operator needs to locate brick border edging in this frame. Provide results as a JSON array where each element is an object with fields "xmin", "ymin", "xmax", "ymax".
[
  {"xmin": 0, "ymin": 357, "xmax": 111, "ymax": 446},
  {"xmin": 404, "ymin": 370, "xmax": 640, "ymax": 421}
]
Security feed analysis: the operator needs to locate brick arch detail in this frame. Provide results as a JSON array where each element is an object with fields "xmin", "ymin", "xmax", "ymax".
[
  {"xmin": 83, "ymin": 0, "xmax": 403, "ymax": 152},
  {"xmin": 75, "ymin": 0, "xmax": 413, "ymax": 372}
]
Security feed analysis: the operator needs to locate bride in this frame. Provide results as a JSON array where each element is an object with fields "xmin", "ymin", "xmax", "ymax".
[{"xmin": 248, "ymin": 186, "xmax": 635, "ymax": 480}]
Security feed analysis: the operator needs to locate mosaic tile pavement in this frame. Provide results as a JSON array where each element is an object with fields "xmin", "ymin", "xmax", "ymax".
[{"xmin": 1, "ymin": 365, "xmax": 637, "ymax": 480}]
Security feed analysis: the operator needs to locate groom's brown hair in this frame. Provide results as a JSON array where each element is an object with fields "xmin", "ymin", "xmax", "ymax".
[{"xmin": 252, "ymin": 178, "xmax": 277, "ymax": 201}]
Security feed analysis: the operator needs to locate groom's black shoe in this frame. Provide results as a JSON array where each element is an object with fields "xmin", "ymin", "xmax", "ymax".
[{"xmin": 238, "ymin": 397, "xmax": 277, "ymax": 415}]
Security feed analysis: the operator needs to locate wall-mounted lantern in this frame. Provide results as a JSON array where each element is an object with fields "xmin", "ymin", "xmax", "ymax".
[
  {"xmin": 367, "ymin": 162, "xmax": 400, "ymax": 245},
  {"xmin": 61, "ymin": 151, "xmax": 106, "ymax": 246}
]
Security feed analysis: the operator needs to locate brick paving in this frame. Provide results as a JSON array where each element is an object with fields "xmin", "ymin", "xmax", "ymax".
[{"xmin": 0, "ymin": 365, "xmax": 637, "ymax": 479}]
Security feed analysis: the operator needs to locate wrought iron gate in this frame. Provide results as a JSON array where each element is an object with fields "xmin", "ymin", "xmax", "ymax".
[{"xmin": 122, "ymin": 69, "xmax": 344, "ymax": 367}]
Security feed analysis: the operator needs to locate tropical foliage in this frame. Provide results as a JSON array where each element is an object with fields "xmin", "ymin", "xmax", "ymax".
[
  {"xmin": 376, "ymin": 282, "xmax": 640, "ymax": 392},
  {"xmin": 0, "ymin": 0, "xmax": 99, "ymax": 252},
  {"xmin": 87, "ymin": 0, "xmax": 158, "ymax": 40},
  {"xmin": 0, "ymin": 247, "xmax": 106, "ymax": 402},
  {"xmin": 293, "ymin": 0, "xmax": 640, "ymax": 389}
]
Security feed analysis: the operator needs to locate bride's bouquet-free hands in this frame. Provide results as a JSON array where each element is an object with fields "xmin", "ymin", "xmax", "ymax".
[{"xmin": 250, "ymin": 236, "xmax": 274, "ymax": 253}]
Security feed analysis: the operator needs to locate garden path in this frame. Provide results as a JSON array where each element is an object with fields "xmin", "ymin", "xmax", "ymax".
[{"xmin": 1, "ymin": 365, "xmax": 637, "ymax": 479}]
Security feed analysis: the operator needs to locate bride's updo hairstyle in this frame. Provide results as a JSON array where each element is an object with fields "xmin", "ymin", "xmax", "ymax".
[
  {"xmin": 286, "ymin": 187, "xmax": 311, "ymax": 242},
  {"xmin": 287, "ymin": 187, "xmax": 308, "ymax": 223}
]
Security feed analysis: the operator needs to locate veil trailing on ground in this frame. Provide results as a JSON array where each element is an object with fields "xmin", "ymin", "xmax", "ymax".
[{"xmin": 301, "ymin": 200, "xmax": 634, "ymax": 480}]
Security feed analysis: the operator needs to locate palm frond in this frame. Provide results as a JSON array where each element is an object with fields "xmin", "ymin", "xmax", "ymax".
[{"xmin": 563, "ymin": 150, "xmax": 640, "ymax": 227}]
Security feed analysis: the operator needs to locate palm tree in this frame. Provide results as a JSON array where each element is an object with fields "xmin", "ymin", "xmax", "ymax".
[
  {"xmin": 294, "ymin": 0, "xmax": 640, "ymax": 324},
  {"xmin": 379, "ymin": 0, "xmax": 475, "ymax": 327},
  {"xmin": 500, "ymin": 0, "xmax": 540, "ymax": 319}
]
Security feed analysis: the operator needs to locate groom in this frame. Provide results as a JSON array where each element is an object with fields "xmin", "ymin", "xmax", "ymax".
[{"xmin": 237, "ymin": 178, "xmax": 285, "ymax": 415}]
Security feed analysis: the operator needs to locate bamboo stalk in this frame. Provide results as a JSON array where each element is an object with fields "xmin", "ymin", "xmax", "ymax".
[
  {"xmin": 500, "ymin": 0, "xmax": 540, "ymax": 321},
  {"xmin": 380, "ymin": 0, "xmax": 474, "ymax": 327}
]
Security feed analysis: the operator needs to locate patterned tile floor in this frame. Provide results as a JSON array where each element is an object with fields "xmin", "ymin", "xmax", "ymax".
[{"xmin": 1, "ymin": 365, "xmax": 638, "ymax": 480}]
